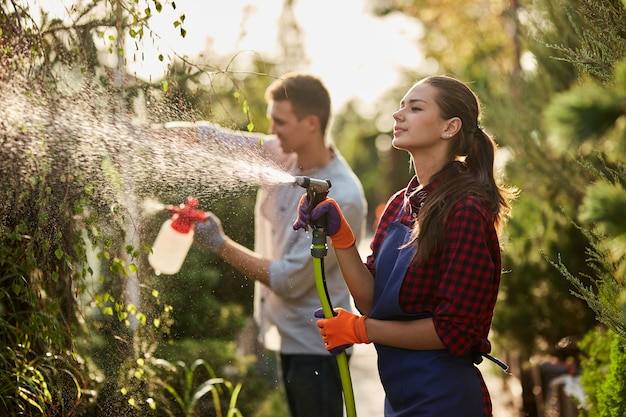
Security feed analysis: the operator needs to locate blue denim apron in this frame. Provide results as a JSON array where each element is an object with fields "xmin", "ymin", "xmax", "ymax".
[{"xmin": 370, "ymin": 219, "xmax": 485, "ymax": 417}]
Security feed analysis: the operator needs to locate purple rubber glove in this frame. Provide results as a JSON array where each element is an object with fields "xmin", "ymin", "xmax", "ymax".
[
  {"xmin": 194, "ymin": 212, "xmax": 226, "ymax": 252},
  {"xmin": 293, "ymin": 196, "xmax": 355, "ymax": 249},
  {"xmin": 314, "ymin": 308, "xmax": 352, "ymax": 355},
  {"xmin": 293, "ymin": 194, "xmax": 311, "ymax": 231}
]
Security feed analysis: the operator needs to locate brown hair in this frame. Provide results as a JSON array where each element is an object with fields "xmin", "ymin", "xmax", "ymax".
[
  {"xmin": 265, "ymin": 73, "xmax": 332, "ymax": 134},
  {"xmin": 407, "ymin": 75, "xmax": 516, "ymax": 265}
]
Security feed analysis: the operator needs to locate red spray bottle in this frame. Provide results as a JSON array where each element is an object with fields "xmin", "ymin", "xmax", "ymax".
[{"xmin": 148, "ymin": 197, "xmax": 207, "ymax": 275}]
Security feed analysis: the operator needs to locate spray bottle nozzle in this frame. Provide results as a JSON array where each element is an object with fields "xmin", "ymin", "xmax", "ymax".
[
  {"xmin": 294, "ymin": 176, "xmax": 332, "ymax": 193},
  {"xmin": 166, "ymin": 196, "xmax": 207, "ymax": 233}
]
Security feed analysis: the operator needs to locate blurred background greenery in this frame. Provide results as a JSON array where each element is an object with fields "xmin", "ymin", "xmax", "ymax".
[{"xmin": 1, "ymin": 0, "xmax": 626, "ymax": 416}]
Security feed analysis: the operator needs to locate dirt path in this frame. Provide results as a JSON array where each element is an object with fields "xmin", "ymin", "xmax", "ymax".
[{"xmin": 350, "ymin": 343, "xmax": 385, "ymax": 416}]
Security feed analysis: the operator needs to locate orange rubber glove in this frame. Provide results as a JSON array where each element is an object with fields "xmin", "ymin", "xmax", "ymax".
[
  {"xmin": 309, "ymin": 198, "xmax": 355, "ymax": 249},
  {"xmin": 316, "ymin": 308, "xmax": 371, "ymax": 353}
]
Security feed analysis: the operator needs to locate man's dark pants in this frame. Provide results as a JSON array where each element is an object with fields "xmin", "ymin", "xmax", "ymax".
[{"xmin": 280, "ymin": 353, "xmax": 348, "ymax": 417}]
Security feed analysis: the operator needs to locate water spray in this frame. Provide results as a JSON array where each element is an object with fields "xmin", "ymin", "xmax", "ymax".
[
  {"xmin": 294, "ymin": 176, "xmax": 357, "ymax": 417},
  {"xmin": 148, "ymin": 197, "xmax": 207, "ymax": 275}
]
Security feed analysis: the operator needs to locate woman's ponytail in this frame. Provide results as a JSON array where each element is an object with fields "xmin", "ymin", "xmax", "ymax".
[{"xmin": 466, "ymin": 126, "xmax": 496, "ymax": 183}]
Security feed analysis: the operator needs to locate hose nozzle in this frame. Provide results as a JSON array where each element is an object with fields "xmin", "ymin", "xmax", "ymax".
[
  {"xmin": 294, "ymin": 176, "xmax": 332, "ymax": 193},
  {"xmin": 294, "ymin": 176, "xmax": 331, "ymax": 257}
]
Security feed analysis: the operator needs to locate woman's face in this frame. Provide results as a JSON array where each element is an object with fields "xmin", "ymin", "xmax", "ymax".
[{"xmin": 392, "ymin": 83, "xmax": 452, "ymax": 155}]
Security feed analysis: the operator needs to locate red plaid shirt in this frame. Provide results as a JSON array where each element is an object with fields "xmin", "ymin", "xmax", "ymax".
[{"xmin": 366, "ymin": 176, "xmax": 501, "ymax": 356}]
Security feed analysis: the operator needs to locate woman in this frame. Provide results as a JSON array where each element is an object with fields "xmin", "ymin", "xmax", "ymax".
[{"xmin": 294, "ymin": 75, "xmax": 517, "ymax": 416}]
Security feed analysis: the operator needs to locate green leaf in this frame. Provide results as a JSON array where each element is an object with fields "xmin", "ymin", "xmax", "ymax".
[
  {"xmin": 190, "ymin": 378, "xmax": 223, "ymax": 408},
  {"xmin": 12, "ymin": 283, "xmax": 22, "ymax": 296}
]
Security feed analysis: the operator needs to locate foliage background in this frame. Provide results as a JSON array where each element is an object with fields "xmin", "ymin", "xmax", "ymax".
[{"xmin": 2, "ymin": 0, "xmax": 626, "ymax": 416}]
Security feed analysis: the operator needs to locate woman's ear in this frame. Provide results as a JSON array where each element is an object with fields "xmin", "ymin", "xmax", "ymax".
[{"xmin": 442, "ymin": 117, "xmax": 462, "ymax": 138}]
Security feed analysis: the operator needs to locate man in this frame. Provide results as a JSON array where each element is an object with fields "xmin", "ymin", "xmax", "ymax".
[{"xmin": 193, "ymin": 73, "xmax": 367, "ymax": 417}]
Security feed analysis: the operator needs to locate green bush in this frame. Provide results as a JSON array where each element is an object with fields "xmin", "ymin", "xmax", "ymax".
[{"xmin": 578, "ymin": 329, "xmax": 626, "ymax": 416}]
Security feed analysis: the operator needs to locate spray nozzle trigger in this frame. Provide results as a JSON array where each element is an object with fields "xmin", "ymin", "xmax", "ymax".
[
  {"xmin": 294, "ymin": 176, "xmax": 332, "ymax": 234},
  {"xmin": 294, "ymin": 176, "xmax": 331, "ymax": 209},
  {"xmin": 166, "ymin": 196, "xmax": 207, "ymax": 234}
]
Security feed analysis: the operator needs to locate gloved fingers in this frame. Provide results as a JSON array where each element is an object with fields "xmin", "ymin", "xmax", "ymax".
[
  {"xmin": 309, "ymin": 199, "xmax": 349, "ymax": 238},
  {"xmin": 194, "ymin": 221, "xmax": 212, "ymax": 235},
  {"xmin": 314, "ymin": 307, "xmax": 338, "ymax": 319},
  {"xmin": 310, "ymin": 198, "xmax": 341, "ymax": 228},
  {"xmin": 317, "ymin": 308, "xmax": 370, "ymax": 345},
  {"xmin": 318, "ymin": 322, "xmax": 354, "ymax": 354},
  {"xmin": 293, "ymin": 194, "xmax": 311, "ymax": 231},
  {"xmin": 321, "ymin": 333, "xmax": 350, "ymax": 352},
  {"xmin": 332, "ymin": 307, "xmax": 352, "ymax": 317},
  {"xmin": 312, "ymin": 201, "xmax": 355, "ymax": 249},
  {"xmin": 327, "ymin": 343, "xmax": 352, "ymax": 355},
  {"xmin": 315, "ymin": 307, "xmax": 353, "ymax": 340},
  {"xmin": 195, "ymin": 211, "xmax": 226, "ymax": 252},
  {"xmin": 309, "ymin": 199, "xmax": 339, "ymax": 231},
  {"xmin": 203, "ymin": 211, "xmax": 222, "ymax": 228},
  {"xmin": 294, "ymin": 197, "xmax": 354, "ymax": 248}
]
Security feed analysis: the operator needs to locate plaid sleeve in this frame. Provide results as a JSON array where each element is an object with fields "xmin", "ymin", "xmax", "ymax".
[{"xmin": 432, "ymin": 196, "xmax": 501, "ymax": 356}]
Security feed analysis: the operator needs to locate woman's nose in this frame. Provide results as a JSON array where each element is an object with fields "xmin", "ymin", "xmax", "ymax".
[{"xmin": 392, "ymin": 110, "xmax": 402, "ymax": 121}]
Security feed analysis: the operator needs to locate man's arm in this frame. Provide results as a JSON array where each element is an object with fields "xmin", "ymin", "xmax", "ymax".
[{"xmin": 215, "ymin": 237, "xmax": 272, "ymax": 287}]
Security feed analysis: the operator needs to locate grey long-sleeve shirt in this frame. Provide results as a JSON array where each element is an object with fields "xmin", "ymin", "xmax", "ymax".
[{"xmin": 254, "ymin": 149, "xmax": 367, "ymax": 354}]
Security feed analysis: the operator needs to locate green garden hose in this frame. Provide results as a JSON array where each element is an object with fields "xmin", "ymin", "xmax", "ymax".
[{"xmin": 311, "ymin": 228, "xmax": 357, "ymax": 417}]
